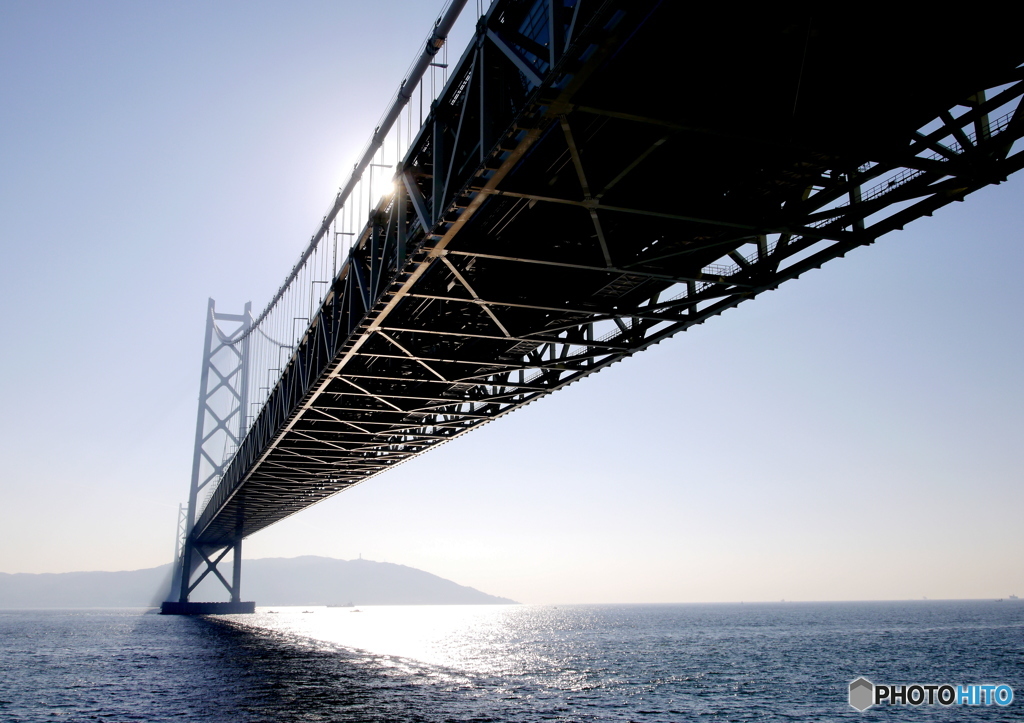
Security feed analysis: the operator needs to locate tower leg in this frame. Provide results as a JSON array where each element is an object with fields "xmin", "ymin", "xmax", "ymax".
[
  {"xmin": 178, "ymin": 538, "xmax": 194, "ymax": 604},
  {"xmin": 231, "ymin": 538, "xmax": 242, "ymax": 604}
]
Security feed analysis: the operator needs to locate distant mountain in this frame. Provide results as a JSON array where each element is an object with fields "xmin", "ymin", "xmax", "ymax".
[
  {"xmin": 0, "ymin": 566, "xmax": 172, "ymax": 608},
  {"xmin": 225, "ymin": 556, "xmax": 517, "ymax": 606},
  {"xmin": 0, "ymin": 556, "xmax": 516, "ymax": 608}
]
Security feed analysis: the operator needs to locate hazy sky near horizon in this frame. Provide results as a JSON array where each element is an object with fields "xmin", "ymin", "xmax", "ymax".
[{"xmin": 1, "ymin": 1, "xmax": 1021, "ymax": 605}]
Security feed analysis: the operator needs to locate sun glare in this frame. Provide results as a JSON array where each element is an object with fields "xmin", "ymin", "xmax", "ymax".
[{"xmin": 372, "ymin": 176, "xmax": 396, "ymax": 203}]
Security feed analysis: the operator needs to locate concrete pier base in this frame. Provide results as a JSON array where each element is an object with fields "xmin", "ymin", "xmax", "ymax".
[{"xmin": 160, "ymin": 601, "xmax": 256, "ymax": 615}]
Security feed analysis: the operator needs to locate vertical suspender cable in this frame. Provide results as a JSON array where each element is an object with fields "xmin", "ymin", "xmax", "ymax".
[{"xmin": 241, "ymin": 0, "xmax": 470, "ymax": 334}]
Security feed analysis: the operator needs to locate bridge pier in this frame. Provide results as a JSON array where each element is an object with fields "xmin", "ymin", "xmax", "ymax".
[{"xmin": 161, "ymin": 600, "xmax": 255, "ymax": 615}]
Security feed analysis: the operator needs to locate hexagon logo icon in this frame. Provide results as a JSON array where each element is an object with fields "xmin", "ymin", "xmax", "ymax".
[{"xmin": 849, "ymin": 677, "xmax": 874, "ymax": 711}]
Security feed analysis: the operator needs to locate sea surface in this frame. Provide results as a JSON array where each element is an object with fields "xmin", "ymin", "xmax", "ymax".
[{"xmin": 1, "ymin": 601, "xmax": 1022, "ymax": 721}]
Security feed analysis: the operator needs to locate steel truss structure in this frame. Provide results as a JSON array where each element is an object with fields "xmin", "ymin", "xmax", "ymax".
[{"xmin": 189, "ymin": 0, "xmax": 1024, "ymax": 555}]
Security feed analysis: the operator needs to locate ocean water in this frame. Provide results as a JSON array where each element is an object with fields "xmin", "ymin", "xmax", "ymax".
[{"xmin": 1, "ymin": 601, "xmax": 1022, "ymax": 721}]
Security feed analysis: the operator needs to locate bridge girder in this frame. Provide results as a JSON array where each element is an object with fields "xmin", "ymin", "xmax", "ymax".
[{"xmin": 191, "ymin": 0, "xmax": 1024, "ymax": 547}]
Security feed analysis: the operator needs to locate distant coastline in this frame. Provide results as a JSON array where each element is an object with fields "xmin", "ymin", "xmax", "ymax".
[{"xmin": 0, "ymin": 556, "xmax": 517, "ymax": 608}]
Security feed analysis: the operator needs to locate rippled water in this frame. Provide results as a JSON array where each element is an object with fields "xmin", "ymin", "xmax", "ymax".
[{"xmin": 2, "ymin": 601, "xmax": 1022, "ymax": 721}]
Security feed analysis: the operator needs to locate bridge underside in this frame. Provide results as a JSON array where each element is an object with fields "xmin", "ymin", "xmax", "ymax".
[{"xmin": 193, "ymin": 1, "xmax": 1024, "ymax": 548}]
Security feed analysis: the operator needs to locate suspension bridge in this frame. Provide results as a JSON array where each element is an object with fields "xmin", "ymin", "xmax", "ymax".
[{"xmin": 162, "ymin": 0, "xmax": 1024, "ymax": 613}]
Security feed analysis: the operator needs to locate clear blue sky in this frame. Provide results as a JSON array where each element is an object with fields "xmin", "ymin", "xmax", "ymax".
[{"xmin": 1, "ymin": 1, "xmax": 1021, "ymax": 604}]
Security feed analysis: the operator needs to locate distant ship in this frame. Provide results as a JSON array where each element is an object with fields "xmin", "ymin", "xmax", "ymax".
[{"xmin": 1010, "ymin": 594, "xmax": 1019, "ymax": 600}]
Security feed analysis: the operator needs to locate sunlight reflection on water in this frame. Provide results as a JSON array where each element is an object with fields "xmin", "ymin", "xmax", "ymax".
[{"xmin": 232, "ymin": 605, "xmax": 537, "ymax": 676}]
